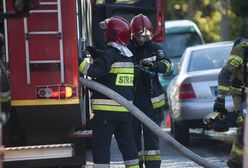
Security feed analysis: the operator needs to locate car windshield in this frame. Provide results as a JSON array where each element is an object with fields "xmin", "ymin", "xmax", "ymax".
[
  {"xmin": 187, "ymin": 45, "xmax": 232, "ymax": 72},
  {"xmin": 159, "ymin": 32, "xmax": 202, "ymax": 58}
]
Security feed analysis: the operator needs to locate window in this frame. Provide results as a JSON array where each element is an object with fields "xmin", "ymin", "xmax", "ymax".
[
  {"xmin": 187, "ymin": 46, "xmax": 232, "ymax": 72},
  {"xmin": 159, "ymin": 32, "xmax": 202, "ymax": 58}
]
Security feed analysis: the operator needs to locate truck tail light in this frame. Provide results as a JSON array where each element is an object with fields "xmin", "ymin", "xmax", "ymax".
[
  {"xmin": 179, "ymin": 84, "xmax": 196, "ymax": 99},
  {"xmin": 36, "ymin": 85, "xmax": 76, "ymax": 99}
]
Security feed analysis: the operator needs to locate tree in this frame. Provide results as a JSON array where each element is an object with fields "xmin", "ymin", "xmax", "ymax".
[
  {"xmin": 166, "ymin": 0, "xmax": 242, "ymax": 42},
  {"xmin": 230, "ymin": 0, "xmax": 248, "ymax": 37}
]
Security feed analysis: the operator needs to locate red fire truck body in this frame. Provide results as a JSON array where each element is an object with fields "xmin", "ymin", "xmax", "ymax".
[{"xmin": 7, "ymin": 0, "xmax": 82, "ymax": 129}]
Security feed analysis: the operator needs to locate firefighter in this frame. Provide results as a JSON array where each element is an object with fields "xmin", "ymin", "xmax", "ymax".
[
  {"xmin": 79, "ymin": 17, "xmax": 139, "ymax": 168},
  {"xmin": 128, "ymin": 14, "xmax": 171, "ymax": 168},
  {"xmin": 0, "ymin": 61, "xmax": 10, "ymax": 116},
  {"xmin": 210, "ymin": 38, "xmax": 248, "ymax": 168},
  {"xmin": 0, "ymin": 33, "xmax": 10, "ymax": 121}
]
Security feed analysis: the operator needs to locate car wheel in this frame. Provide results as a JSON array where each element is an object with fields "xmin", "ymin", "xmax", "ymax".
[{"xmin": 173, "ymin": 121, "xmax": 190, "ymax": 145}]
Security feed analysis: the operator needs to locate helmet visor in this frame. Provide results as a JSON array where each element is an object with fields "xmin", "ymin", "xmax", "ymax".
[
  {"xmin": 134, "ymin": 34, "xmax": 152, "ymax": 43},
  {"xmin": 133, "ymin": 28, "xmax": 152, "ymax": 42}
]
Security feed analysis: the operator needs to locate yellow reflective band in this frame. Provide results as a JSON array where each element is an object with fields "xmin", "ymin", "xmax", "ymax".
[
  {"xmin": 0, "ymin": 96, "xmax": 11, "ymax": 103},
  {"xmin": 161, "ymin": 60, "xmax": 171, "ymax": 73},
  {"xmin": 236, "ymin": 116, "xmax": 244, "ymax": 125},
  {"xmin": 110, "ymin": 67, "xmax": 134, "ymax": 74},
  {"xmin": 218, "ymin": 85, "xmax": 230, "ymax": 92},
  {"xmin": 153, "ymin": 99, "xmax": 166, "ymax": 109},
  {"xmin": 115, "ymin": 74, "xmax": 134, "ymax": 86},
  {"xmin": 144, "ymin": 155, "xmax": 161, "ymax": 161},
  {"xmin": 91, "ymin": 104, "xmax": 128, "ymax": 112},
  {"xmin": 79, "ymin": 58, "xmax": 90, "ymax": 73},
  {"xmin": 231, "ymin": 143, "xmax": 243, "ymax": 157},
  {"xmin": 228, "ymin": 55, "xmax": 243, "ymax": 68},
  {"xmin": 230, "ymin": 86, "xmax": 242, "ymax": 95},
  {"xmin": 126, "ymin": 165, "xmax": 139, "ymax": 168},
  {"xmin": 11, "ymin": 99, "xmax": 80, "ymax": 106},
  {"xmin": 240, "ymin": 42, "xmax": 248, "ymax": 47}
]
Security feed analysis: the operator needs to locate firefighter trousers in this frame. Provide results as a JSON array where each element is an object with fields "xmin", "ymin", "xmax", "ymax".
[
  {"xmin": 92, "ymin": 113, "xmax": 139, "ymax": 168},
  {"xmin": 227, "ymin": 124, "xmax": 243, "ymax": 168},
  {"xmin": 133, "ymin": 109, "xmax": 163, "ymax": 168}
]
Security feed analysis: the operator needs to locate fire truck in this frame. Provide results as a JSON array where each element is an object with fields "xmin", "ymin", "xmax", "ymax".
[{"xmin": 1, "ymin": 0, "xmax": 165, "ymax": 167}]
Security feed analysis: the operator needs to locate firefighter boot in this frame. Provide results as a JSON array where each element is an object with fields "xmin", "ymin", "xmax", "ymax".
[{"xmin": 213, "ymin": 112, "xmax": 239, "ymax": 131}]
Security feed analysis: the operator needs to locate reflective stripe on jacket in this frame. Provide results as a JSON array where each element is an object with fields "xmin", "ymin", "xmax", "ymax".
[
  {"xmin": 0, "ymin": 91, "xmax": 11, "ymax": 103},
  {"xmin": 128, "ymin": 40, "xmax": 170, "ymax": 110},
  {"xmin": 79, "ymin": 46, "xmax": 134, "ymax": 114},
  {"xmin": 0, "ymin": 62, "xmax": 10, "ymax": 104},
  {"xmin": 218, "ymin": 41, "xmax": 248, "ymax": 96}
]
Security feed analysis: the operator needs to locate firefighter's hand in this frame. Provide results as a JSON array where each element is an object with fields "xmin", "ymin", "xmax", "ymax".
[
  {"xmin": 213, "ymin": 97, "xmax": 227, "ymax": 115},
  {"xmin": 202, "ymin": 120, "xmax": 229, "ymax": 132},
  {"xmin": 86, "ymin": 46, "xmax": 103, "ymax": 60},
  {"xmin": 134, "ymin": 65, "xmax": 156, "ymax": 78},
  {"xmin": 201, "ymin": 121, "xmax": 214, "ymax": 130},
  {"xmin": 140, "ymin": 60, "xmax": 154, "ymax": 69}
]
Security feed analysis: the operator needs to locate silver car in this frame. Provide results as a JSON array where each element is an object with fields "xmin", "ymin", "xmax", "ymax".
[{"xmin": 167, "ymin": 41, "xmax": 233, "ymax": 145}]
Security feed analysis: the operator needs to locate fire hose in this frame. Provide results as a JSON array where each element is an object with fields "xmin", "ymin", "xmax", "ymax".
[{"xmin": 80, "ymin": 77, "xmax": 221, "ymax": 168}]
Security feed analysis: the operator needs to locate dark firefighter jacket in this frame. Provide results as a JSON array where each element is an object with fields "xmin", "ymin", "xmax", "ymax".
[
  {"xmin": 0, "ymin": 61, "xmax": 10, "ymax": 111},
  {"xmin": 79, "ymin": 46, "xmax": 134, "ymax": 120},
  {"xmin": 218, "ymin": 41, "xmax": 248, "ymax": 96},
  {"xmin": 128, "ymin": 40, "xmax": 171, "ymax": 110}
]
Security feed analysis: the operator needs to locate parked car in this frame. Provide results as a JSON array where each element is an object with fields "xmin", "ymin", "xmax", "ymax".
[
  {"xmin": 158, "ymin": 20, "xmax": 204, "ymax": 91},
  {"xmin": 167, "ymin": 41, "xmax": 233, "ymax": 145}
]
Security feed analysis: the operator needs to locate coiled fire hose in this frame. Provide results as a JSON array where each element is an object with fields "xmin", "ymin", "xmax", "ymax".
[{"xmin": 80, "ymin": 77, "xmax": 220, "ymax": 168}]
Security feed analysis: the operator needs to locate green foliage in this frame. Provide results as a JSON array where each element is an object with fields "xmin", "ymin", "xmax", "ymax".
[
  {"xmin": 166, "ymin": 0, "xmax": 242, "ymax": 42},
  {"xmin": 228, "ymin": 10, "xmax": 242, "ymax": 40},
  {"xmin": 230, "ymin": 0, "xmax": 248, "ymax": 17}
]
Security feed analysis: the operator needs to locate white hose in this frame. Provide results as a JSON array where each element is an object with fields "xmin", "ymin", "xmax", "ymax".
[{"xmin": 80, "ymin": 77, "xmax": 221, "ymax": 168}]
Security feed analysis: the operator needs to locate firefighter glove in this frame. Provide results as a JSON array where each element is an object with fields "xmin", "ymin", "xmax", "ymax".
[
  {"xmin": 86, "ymin": 46, "xmax": 103, "ymax": 60},
  {"xmin": 213, "ymin": 111, "xmax": 239, "ymax": 131},
  {"xmin": 140, "ymin": 60, "xmax": 154, "ymax": 69},
  {"xmin": 213, "ymin": 97, "xmax": 227, "ymax": 115},
  {"xmin": 134, "ymin": 65, "xmax": 156, "ymax": 78}
]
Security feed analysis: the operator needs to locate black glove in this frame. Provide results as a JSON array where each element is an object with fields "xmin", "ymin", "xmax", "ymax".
[
  {"xmin": 134, "ymin": 65, "xmax": 156, "ymax": 78},
  {"xmin": 140, "ymin": 60, "xmax": 154, "ymax": 69},
  {"xmin": 86, "ymin": 46, "xmax": 103, "ymax": 60},
  {"xmin": 213, "ymin": 97, "xmax": 227, "ymax": 115},
  {"xmin": 213, "ymin": 112, "xmax": 239, "ymax": 131}
]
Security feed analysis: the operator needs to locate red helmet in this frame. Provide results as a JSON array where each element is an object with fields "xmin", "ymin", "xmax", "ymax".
[
  {"xmin": 130, "ymin": 14, "xmax": 153, "ymax": 42},
  {"xmin": 100, "ymin": 17, "xmax": 131, "ymax": 45}
]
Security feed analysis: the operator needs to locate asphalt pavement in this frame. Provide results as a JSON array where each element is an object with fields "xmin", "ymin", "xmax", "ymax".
[{"xmin": 84, "ymin": 118, "xmax": 235, "ymax": 168}]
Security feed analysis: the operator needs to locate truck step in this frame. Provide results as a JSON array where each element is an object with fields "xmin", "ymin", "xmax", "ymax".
[
  {"xmin": 4, "ymin": 143, "xmax": 73, "ymax": 162},
  {"xmin": 70, "ymin": 130, "xmax": 93, "ymax": 138}
]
